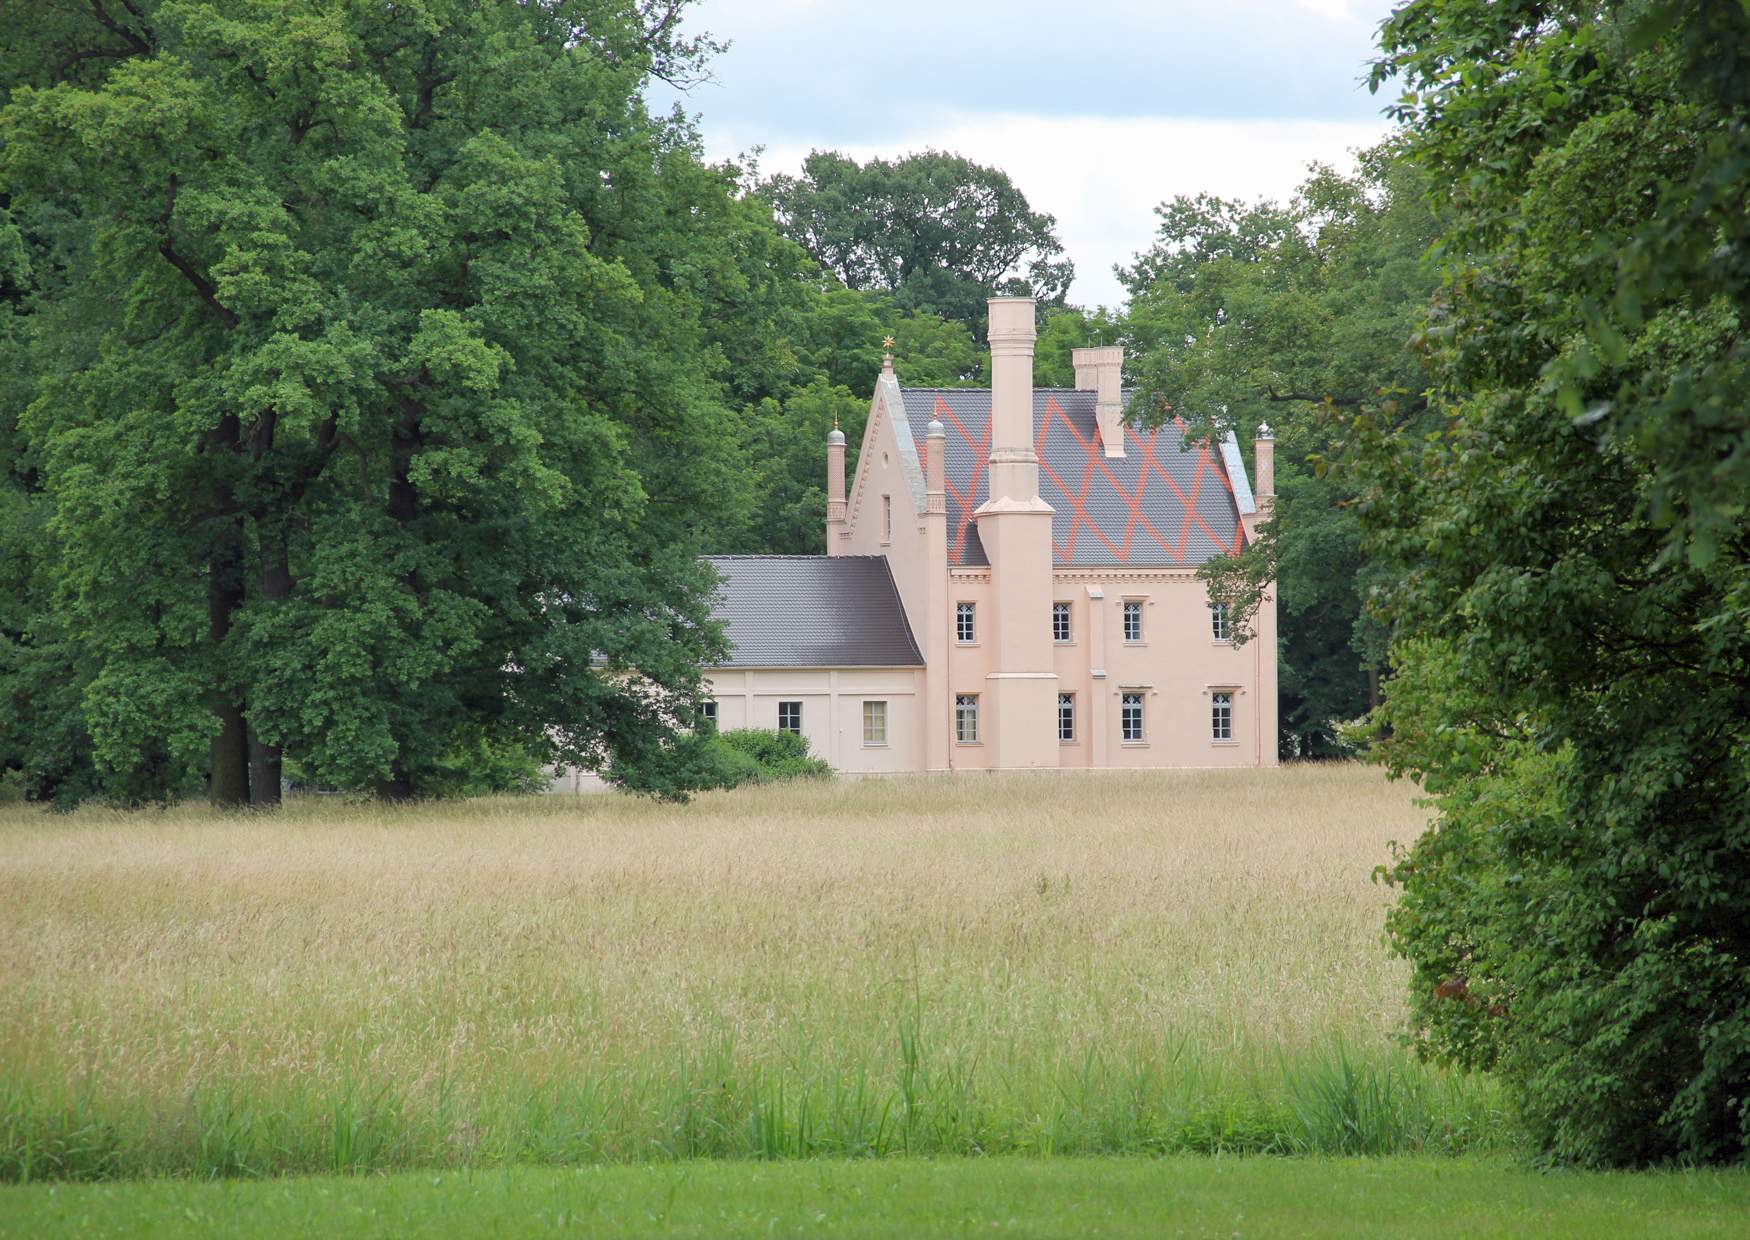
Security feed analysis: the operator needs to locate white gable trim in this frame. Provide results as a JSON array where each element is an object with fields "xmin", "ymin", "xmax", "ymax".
[
  {"xmin": 1219, "ymin": 430, "xmax": 1258, "ymax": 515},
  {"xmin": 848, "ymin": 378, "xmax": 928, "ymax": 538}
]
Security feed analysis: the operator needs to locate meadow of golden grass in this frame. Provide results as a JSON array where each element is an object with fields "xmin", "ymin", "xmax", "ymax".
[{"xmin": 0, "ymin": 765, "xmax": 1503, "ymax": 1178}]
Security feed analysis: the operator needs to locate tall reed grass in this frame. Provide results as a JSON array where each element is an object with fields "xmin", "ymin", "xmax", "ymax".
[{"xmin": 0, "ymin": 765, "xmax": 1506, "ymax": 1180}]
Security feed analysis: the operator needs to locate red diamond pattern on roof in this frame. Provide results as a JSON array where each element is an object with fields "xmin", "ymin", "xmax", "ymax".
[{"xmin": 905, "ymin": 388, "xmax": 1245, "ymax": 568}]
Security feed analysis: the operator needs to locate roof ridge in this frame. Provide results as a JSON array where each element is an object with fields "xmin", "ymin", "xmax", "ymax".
[
  {"xmin": 895, "ymin": 387, "xmax": 1135, "ymax": 394},
  {"xmin": 704, "ymin": 553, "xmax": 887, "ymax": 561}
]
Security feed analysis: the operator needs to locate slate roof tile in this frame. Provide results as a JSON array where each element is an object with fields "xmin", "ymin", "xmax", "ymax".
[
  {"xmin": 704, "ymin": 555, "xmax": 923, "ymax": 668},
  {"xmin": 902, "ymin": 388, "xmax": 1246, "ymax": 568}
]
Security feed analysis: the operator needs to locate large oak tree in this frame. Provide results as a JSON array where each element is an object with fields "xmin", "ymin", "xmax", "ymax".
[{"xmin": 0, "ymin": 0, "xmax": 752, "ymax": 803}]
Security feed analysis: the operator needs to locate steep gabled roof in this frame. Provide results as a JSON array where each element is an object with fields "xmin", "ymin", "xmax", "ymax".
[
  {"xmin": 894, "ymin": 388, "xmax": 1250, "ymax": 568},
  {"xmin": 704, "ymin": 555, "xmax": 923, "ymax": 668}
]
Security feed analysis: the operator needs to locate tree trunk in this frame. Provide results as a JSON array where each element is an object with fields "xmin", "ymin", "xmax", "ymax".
[
  {"xmin": 247, "ymin": 726, "xmax": 280, "ymax": 808},
  {"xmin": 247, "ymin": 524, "xmax": 294, "ymax": 807},
  {"xmin": 376, "ymin": 759, "xmax": 416, "ymax": 802},
  {"xmin": 208, "ymin": 517, "xmax": 250, "ymax": 807}
]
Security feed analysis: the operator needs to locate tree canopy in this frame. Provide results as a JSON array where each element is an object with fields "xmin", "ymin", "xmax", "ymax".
[
  {"xmin": 1121, "ymin": 148, "xmax": 1441, "ymax": 754},
  {"xmin": 1357, "ymin": 0, "xmax": 1750, "ymax": 1165},
  {"xmin": 0, "ymin": 0, "xmax": 756, "ymax": 803},
  {"xmin": 763, "ymin": 149, "xmax": 1073, "ymax": 331}
]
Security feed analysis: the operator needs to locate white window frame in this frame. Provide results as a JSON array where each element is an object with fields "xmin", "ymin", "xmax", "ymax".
[
  {"xmin": 955, "ymin": 693, "xmax": 980, "ymax": 744},
  {"xmin": 778, "ymin": 700, "xmax": 803, "ymax": 735},
  {"xmin": 1121, "ymin": 691, "xmax": 1146, "ymax": 744},
  {"xmin": 1057, "ymin": 692, "xmax": 1076, "ymax": 743},
  {"xmin": 862, "ymin": 699, "xmax": 888, "ymax": 747},
  {"xmin": 1122, "ymin": 599, "xmax": 1145, "ymax": 644},
  {"xmin": 956, "ymin": 602, "xmax": 977, "ymax": 645},
  {"xmin": 699, "ymin": 699, "xmax": 718, "ymax": 728},
  {"xmin": 1210, "ymin": 601, "xmax": 1230, "ymax": 643},
  {"xmin": 1052, "ymin": 601, "xmax": 1072, "ymax": 644},
  {"xmin": 1211, "ymin": 690, "xmax": 1234, "ymax": 742}
]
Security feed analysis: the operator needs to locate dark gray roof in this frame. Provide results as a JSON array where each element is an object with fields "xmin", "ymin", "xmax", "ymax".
[
  {"xmin": 704, "ymin": 556, "xmax": 924, "ymax": 668},
  {"xmin": 901, "ymin": 388, "xmax": 1246, "ymax": 567}
]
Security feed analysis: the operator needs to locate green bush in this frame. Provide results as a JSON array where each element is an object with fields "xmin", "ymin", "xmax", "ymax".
[
  {"xmin": 605, "ymin": 728, "xmax": 830, "ymax": 801},
  {"xmin": 716, "ymin": 728, "xmax": 833, "ymax": 783},
  {"xmin": 421, "ymin": 727, "xmax": 547, "ymax": 799}
]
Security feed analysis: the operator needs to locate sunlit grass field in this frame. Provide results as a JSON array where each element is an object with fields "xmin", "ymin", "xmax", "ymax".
[{"xmin": 0, "ymin": 765, "xmax": 1506, "ymax": 1182}]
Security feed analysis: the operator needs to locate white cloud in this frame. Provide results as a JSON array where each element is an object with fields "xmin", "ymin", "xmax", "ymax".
[{"xmin": 703, "ymin": 113, "xmax": 1391, "ymax": 310}]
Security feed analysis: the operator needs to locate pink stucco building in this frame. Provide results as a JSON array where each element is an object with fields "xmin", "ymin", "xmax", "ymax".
[{"xmin": 703, "ymin": 296, "xmax": 1278, "ymax": 772}]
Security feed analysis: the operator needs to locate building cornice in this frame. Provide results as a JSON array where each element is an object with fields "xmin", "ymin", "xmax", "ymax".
[{"xmin": 1051, "ymin": 567, "xmax": 1205, "ymax": 582}]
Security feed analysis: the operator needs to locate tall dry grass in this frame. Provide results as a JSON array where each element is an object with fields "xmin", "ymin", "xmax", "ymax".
[{"xmin": 0, "ymin": 765, "xmax": 1504, "ymax": 1179}]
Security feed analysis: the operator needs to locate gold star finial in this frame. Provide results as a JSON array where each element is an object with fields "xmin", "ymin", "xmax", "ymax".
[{"xmin": 881, "ymin": 335, "xmax": 896, "ymax": 351}]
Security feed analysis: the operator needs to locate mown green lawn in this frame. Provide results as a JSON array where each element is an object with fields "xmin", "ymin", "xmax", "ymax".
[{"xmin": 5, "ymin": 1156, "xmax": 1748, "ymax": 1239}]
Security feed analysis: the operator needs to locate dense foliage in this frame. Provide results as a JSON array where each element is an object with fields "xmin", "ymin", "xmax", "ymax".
[
  {"xmin": 605, "ymin": 726, "xmax": 830, "ymax": 798},
  {"xmin": 764, "ymin": 150, "xmax": 1073, "ymax": 332},
  {"xmin": 1121, "ymin": 150, "xmax": 1440, "ymax": 755},
  {"xmin": 0, "ymin": 0, "xmax": 751, "ymax": 804},
  {"xmin": 1359, "ymin": 0, "xmax": 1750, "ymax": 1165}
]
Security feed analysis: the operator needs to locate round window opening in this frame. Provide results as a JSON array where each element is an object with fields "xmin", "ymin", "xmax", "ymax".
[{"xmin": 882, "ymin": 451, "xmax": 890, "ymax": 467}]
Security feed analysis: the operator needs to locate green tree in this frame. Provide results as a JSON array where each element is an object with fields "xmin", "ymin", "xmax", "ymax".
[
  {"xmin": 703, "ymin": 275, "xmax": 985, "ymax": 556},
  {"xmin": 763, "ymin": 150, "xmax": 1073, "ymax": 331},
  {"xmin": 1359, "ymin": 0, "xmax": 1750, "ymax": 1164},
  {"xmin": 1122, "ymin": 150, "xmax": 1440, "ymax": 754},
  {"xmin": 0, "ymin": 0, "xmax": 746, "ymax": 804},
  {"xmin": 1032, "ymin": 305, "xmax": 1123, "ymax": 389}
]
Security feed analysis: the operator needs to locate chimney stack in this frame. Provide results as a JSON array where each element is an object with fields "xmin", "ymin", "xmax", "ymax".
[
  {"xmin": 925, "ymin": 416, "xmax": 946, "ymax": 511},
  {"xmin": 825, "ymin": 424, "xmax": 847, "ymax": 553},
  {"xmin": 1254, "ymin": 422, "xmax": 1275, "ymax": 501},
  {"xmin": 985, "ymin": 297, "xmax": 1040, "ymax": 503},
  {"xmin": 1072, "ymin": 345, "xmax": 1125, "ymax": 458}
]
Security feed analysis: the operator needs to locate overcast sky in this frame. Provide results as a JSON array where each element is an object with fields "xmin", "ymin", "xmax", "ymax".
[{"xmin": 654, "ymin": 0, "xmax": 1399, "ymax": 309}]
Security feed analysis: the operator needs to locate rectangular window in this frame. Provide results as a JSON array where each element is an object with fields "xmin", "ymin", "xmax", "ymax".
[
  {"xmin": 955, "ymin": 694, "xmax": 980, "ymax": 744},
  {"xmin": 699, "ymin": 699, "xmax": 718, "ymax": 728},
  {"xmin": 1210, "ymin": 602, "xmax": 1230, "ymax": 642},
  {"xmin": 1058, "ymin": 692, "xmax": 1076, "ymax": 742},
  {"xmin": 1052, "ymin": 601, "xmax": 1072, "ymax": 643},
  {"xmin": 1212, "ymin": 691, "xmax": 1233, "ymax": 741},
  {"xmin": 1121, "ymin": 692, "xmax": 1145, "ymax": 743},
  {"xmin": 862, "ymin": 700, "xmax": 887, "ymax": 746},
  {"xmin": 956, "ymin": 602, "xmax": 976, "ymax": 644},
  {"xmin": 1122, "ymin": 600, "xmax": 1144, "ymax": 643},
  {"xmin": 778, "ymin": 701, "xmax": 802, "ymax": 735},
  {"xmin": 882, "ymin": 494, "xmax": 892, "ymax": 542}
]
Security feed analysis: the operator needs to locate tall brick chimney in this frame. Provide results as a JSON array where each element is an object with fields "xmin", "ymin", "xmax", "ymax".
[
  {"xmin": 825, "ymin": 423, "xmax": 846, "ymax": 553},
  {"xmin": 985, "ymin": 297, "xmax": 1041, "ymax": 505},
  {"xmin": 973, "ymin": 296, "xmax": 1058, "ymax": 769}
]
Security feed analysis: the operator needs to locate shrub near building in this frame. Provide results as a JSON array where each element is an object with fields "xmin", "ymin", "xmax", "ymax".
[{"xmin": 607, "ymin": 728, "xmax": 831, "ymax": 799}]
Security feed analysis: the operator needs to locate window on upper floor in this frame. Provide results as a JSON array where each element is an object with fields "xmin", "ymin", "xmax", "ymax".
[
  {"xmin": 882, "ymin": 494, "xmax": 892, "ymax": 543},
  {"xmin": 862, "ymin": 700, "xmax": 887, "ymax": 746},
  {"xmin": 956, "ymin": 602, "xmax": 976, "ymax": 644},
  {"xmin": 1211, "ymin": 690, "xmax": 1234, "ymax": 741},
  {"xmin": 1122, "ymin": 600, "xmax": 1144, "ymax": 643},
  {"xmin": 1121, "ymin": 692, "xmax": 1146, "ymax": 743},
  {"xmin": 1210, "ymin": 602, "xmax": 1230, "ymax": 642},
  {"xmin": 778, "ymin": 700, "xmax": 802, "ymax": 735},
  {"xmin": 1052, "ymin": 601, "xmax": 1072, "ymax": 643}
]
